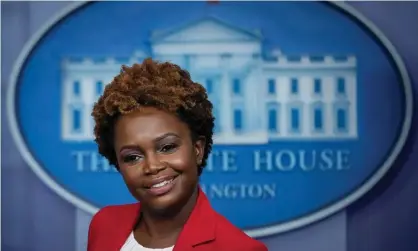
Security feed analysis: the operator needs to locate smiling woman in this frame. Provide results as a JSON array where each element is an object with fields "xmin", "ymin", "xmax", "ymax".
[{"xmin": 87, "ymin": 58, "xmax": 268, "ymax": 251}]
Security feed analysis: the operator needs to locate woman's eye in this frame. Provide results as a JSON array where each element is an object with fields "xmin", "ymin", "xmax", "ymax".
[
  {"xmin": 160, "ymin": 144, "xmax": 177, "ymax": 153},
  {"xmin": 122, "ymin": 154, "xmax": 143, "ymax": 163}
]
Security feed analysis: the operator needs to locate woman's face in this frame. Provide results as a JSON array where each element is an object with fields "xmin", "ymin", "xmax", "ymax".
[{"xmin": 114, "ymin": 107, "xmax": 205, "ymax": 213}]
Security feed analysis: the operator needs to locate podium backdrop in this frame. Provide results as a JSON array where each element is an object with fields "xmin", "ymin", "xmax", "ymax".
[{"xmin": 2, "ymin": 1, "xmax": 418, "ymax": 251}]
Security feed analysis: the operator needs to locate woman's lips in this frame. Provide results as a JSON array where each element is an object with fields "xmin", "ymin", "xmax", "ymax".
[{"xmin": 146, "ymin": 176, "xmax": 178, "ymax": 196}]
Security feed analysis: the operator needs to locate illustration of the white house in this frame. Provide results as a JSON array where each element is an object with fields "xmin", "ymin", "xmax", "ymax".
[{"xmin": 61, "ymin": 17, "xmax": 357, "ymax": 144}]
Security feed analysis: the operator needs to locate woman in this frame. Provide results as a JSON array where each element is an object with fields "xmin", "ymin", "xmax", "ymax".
[{"xmin": 87, "ymin": 58, "xmax": 268, "ymax": 251}]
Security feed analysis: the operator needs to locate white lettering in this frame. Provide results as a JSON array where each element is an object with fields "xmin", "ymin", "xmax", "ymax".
[
  {"xmin": 206, "ymin": 150, "xmax": 238, "ymax": 172},
  {"xmin": 72, "ymin": 151, "xmax": 117, "ymax": 173},
  {"xmin": 221, "ymin": 151, "xmax": 238, "ymax": 172},
  {"xmin": 320, "ymin": 149, "xmax": 334, "ymax": 170},
  {"xmin": 275, "ymin": 150, "xmax": 296, "ymax": 171},
  {"xmin": 337, "ymin": 150, "xmax": 350, "ymax": 170},
  {"xmin": 253, "ymin": 150, "xmax": 274, "ymax": 171},
  {"xmin": 201, "ymin": 183, "xmax": 277, "ymax": 199},
  {"xmin": 300, "ymin": 150, "xmax": 315, "ymax": 171},
  {"xmin": 254, "ymin": 149, "xmax": 351, "ymax": 172}
]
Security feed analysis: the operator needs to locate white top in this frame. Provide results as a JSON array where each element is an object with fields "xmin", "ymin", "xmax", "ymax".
[{"xmin": 120, "ymin": 232, "xmax": 174, "ymax": 251}]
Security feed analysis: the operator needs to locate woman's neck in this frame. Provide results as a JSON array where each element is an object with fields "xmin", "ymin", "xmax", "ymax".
[{"xmin": 134, "ymin": 186, "xmax": 199, "ymax": 246}]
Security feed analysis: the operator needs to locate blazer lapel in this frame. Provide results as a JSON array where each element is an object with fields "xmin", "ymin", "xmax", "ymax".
[
  {"xmin": 111, "ymin": 187, "xmax": 215, "ymax": 250},
  {"xmin": 174, "ymin": 187, "xmax": 216, "ymax": 250},
  {"xmin": 112, "ymin": 203, "xmax": 141, "ymax": 250}
]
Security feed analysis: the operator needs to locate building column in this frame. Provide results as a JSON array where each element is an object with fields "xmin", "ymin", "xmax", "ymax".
[{"xmin": 327, "ymin": 101, "xmax": 335, "ymax": 136}]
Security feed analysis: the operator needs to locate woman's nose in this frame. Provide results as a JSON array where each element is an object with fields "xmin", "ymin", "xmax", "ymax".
[{"xmin": 143, "ymin": 153, "xmax": 167, "ymax": 174}]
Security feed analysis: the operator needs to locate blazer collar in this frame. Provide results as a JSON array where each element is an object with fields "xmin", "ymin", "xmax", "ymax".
[
  {"xmin": 174, "ymin": 187, "xmax": 216, "ymax": 249},
  {"xmin": 114, "ymin": 202, "xmax": 141, "ymax": 250},
  {"xmin": 117, "ymin": 186, "xmax": 216, "ymax": 249}
]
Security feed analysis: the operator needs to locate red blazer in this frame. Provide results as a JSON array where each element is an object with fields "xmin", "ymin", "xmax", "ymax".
[{"xmin": 87, "ymin": 187, "xmax": 268, "ymax": 251}]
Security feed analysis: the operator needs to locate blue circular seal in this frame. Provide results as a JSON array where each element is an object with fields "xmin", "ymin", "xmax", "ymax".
[{"xmin": 8, "ymin": 1, "xmax": 413, "ymax": 237}]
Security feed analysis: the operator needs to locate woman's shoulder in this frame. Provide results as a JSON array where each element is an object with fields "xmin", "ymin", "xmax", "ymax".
[
  {"xmin": 87, "ymin": 203, "xmax": 140, "ymax": 250},
  {"xmin": 193, "ymin": 189, "xmax": 267, "ymax": 250},
  {"xmin": 96, "ymin": 203, "xmax": 139, "ymax": 216},
  {"xmin": 94, "ymin": 203, "xmax": 138, "ymax": 218},
  {"xmin": 89, "ymin": 203, "xmax": 139, "ymax": 230}
]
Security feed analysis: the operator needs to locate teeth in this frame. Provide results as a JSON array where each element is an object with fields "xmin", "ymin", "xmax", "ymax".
[{"xmin": 151, "ymin": 179, "xmax": 173, "ymax": 188}]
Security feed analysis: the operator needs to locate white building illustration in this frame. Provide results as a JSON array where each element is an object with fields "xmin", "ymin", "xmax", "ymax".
[{"xmin": 61, "ymin": 17, "xmax": 357, "ymax": 144}]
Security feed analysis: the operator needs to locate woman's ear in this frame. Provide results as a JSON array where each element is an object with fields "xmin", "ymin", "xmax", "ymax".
[{"xmin": 194, "ymin": 136, "xmax": 206, "ymax": 164}]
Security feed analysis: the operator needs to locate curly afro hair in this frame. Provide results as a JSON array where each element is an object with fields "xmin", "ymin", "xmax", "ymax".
[{"xmin": 92, "ymin": 58, "xmax": 214, "ymax": 175}]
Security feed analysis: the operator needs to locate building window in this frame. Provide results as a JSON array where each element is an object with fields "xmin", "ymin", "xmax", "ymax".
[
  {"xmin": 267, "ymin": 103, "xmax": 279, "ymax": 132},
  {"xmin": 268, "ymin": 79, "xmax": 276, "ymax": 94},
  {"xmin": 290, "ymin": 78, "xmax": 298, "ymax": 94},
  {"xmin": 314, "ymin": 78, "xmax": 322, "ymax": 94},
  {"xmin": 337, "ymin": 108, "xmax": 347, "ymax": 131},
  {"xmin": 333, "ymin": 101, "xmax": 350, "ymax": 134},
  {"xmin": 233, "ymin": 108, "xmax": 243, "ymax": 131},
  {"xmin": 268, "ymin": 109, "xmax": 278, "ymax": 132},
  {"xmin": 71, "ymin": 106, "xmax": 82, "ymax": 132},
  {"xmin": 268, "ymin": 107, "xmax": 279, "ymax": 132},
  {"xmin": 291, "ymin": 108, "xmax": 300, "ymax": 131},
  {"xmin": 206, "ymin": 79, "xmax": 213, "ymax": 94},
  {"xmin": 232, "ymin": 78, "xmax": 241, "ymax": 95},
  {"xmin": 96, "ymin": 81, "xmax": 104, "ymax": 96},
  {"xmin": 314, "ymin": 107, "xmax": 323, "ymax": 130},
  {"xmin": 73, "ymin": 80, "xmax": 81, "ymax": 96},
  {"xmin": 337, "ymin": 77, "xmax": 346, "ymax": 95}
]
